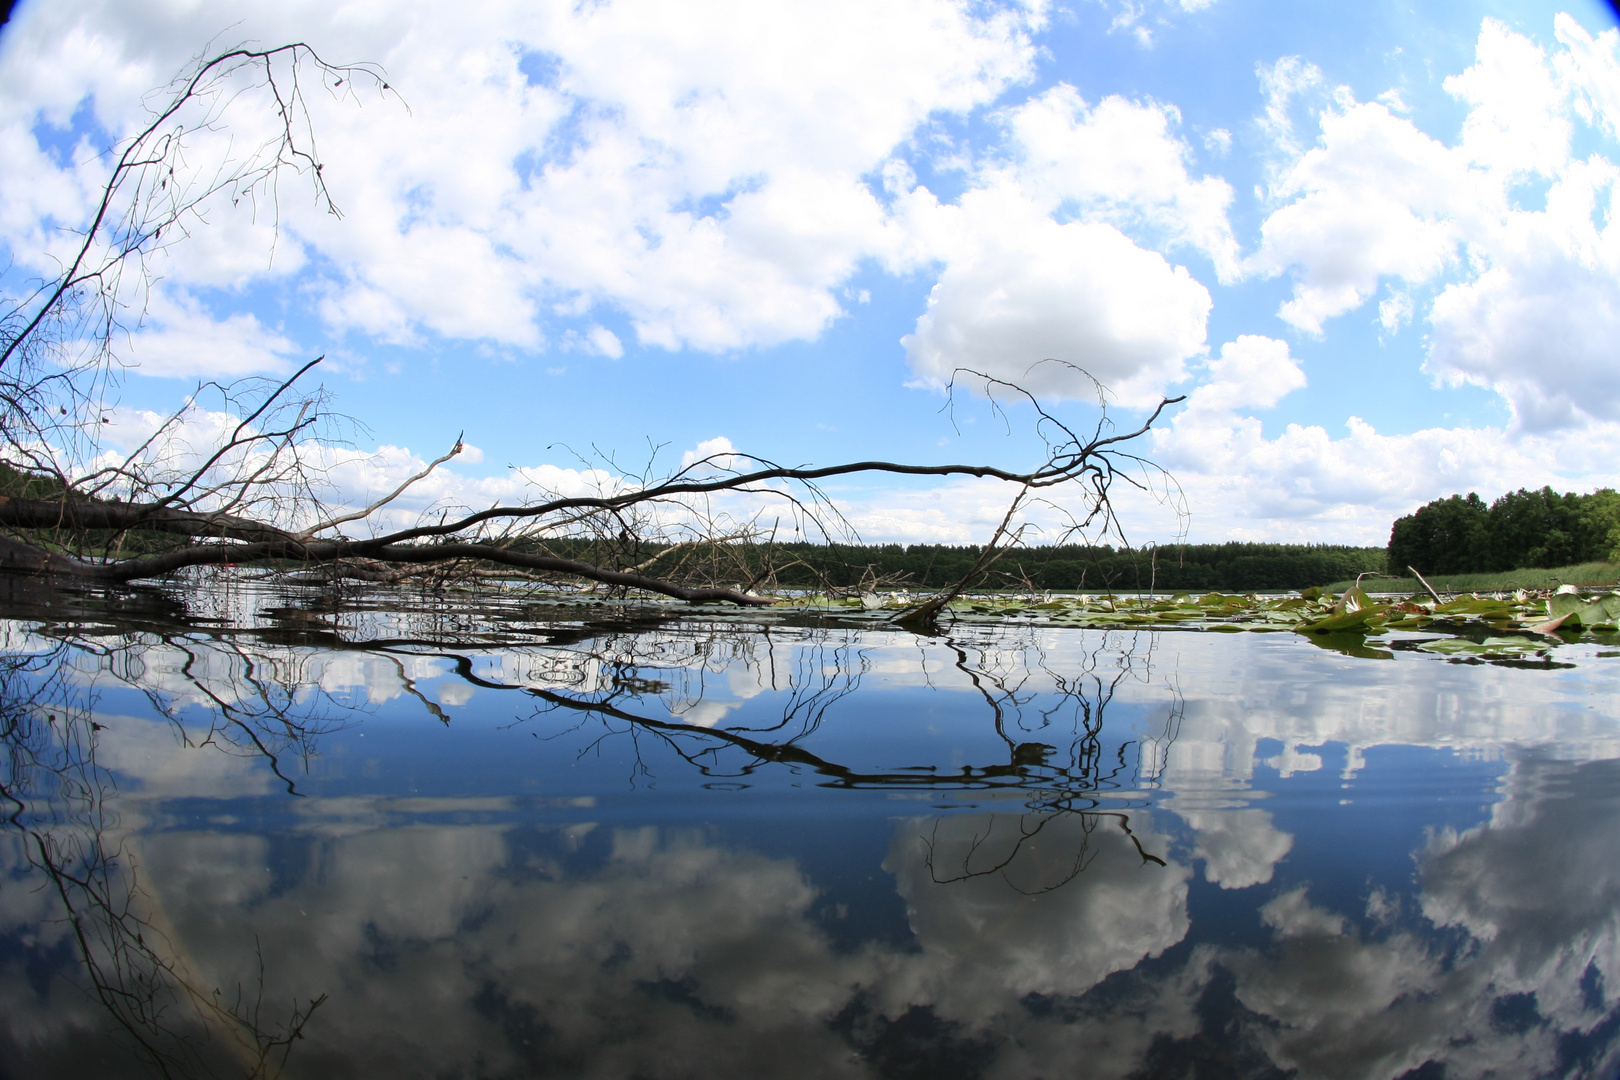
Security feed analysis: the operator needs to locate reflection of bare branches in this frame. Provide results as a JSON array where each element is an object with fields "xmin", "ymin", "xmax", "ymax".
[
  {"xmin": 6, "ymin": 580, "xmax": 1190, "ymax": 917},
  {"xmin": 923, "ymin": 812, "xmax": 1100, "ymax": 894},
  {"xmin": 0, "ymin": 645, "xmax": 326, "ymax": 1078},
  {"xmin": 118, "ymin": 631, "xmax": 357, "ymax": 796},
  {"xmin": 919, "ymin": 805, "xmax": 1167, "ymax": 895},
  {"xmin": 1135, "ymin": 672, "xmax": 1186, "ymax": 790}
]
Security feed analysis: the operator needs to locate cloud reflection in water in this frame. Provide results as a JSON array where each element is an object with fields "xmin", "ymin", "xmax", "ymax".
[{"xmin": 1, "ymin": 584, "xmax": 1619, "ymax": 1078}]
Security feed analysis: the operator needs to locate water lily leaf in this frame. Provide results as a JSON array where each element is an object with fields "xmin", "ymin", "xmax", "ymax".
[
  {"xmin": 1549, "ymin": 593, "xmax": 1585, "ymax": 620},
  {"xmin": 1300, "ymin": 631, "xmax": 1392, "ymax": 659},
  {"xmin": 1384, "ymin": 615, "xmax": 1432, "ymax": 631},
  {"xmin": 1418, "ymin": 636, "xmax": 1546, "ymax": 657},
  {"xmin": 1296, "ymin": 605, "xmax": 1386, "ymax": 634},
  {"xmin": 1436, "ymin": 597, "xmax": 1517, "ymax": 617},
  {"xmin": 1578, "ymin": 597, "xmax": 1620, "ymax": 629}
]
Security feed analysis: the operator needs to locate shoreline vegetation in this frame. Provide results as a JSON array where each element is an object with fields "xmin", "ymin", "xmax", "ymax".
[
  {"xmin": 1324, "ymin": 562, "xmax": 1620, "ymax": 595},
  {"xmin": 513, "ymin": 539, "xmax": 1392, "ymax": 594}
]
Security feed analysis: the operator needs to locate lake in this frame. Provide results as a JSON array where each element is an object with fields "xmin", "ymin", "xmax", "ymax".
[{"xmin": 2, "ymin": 576, "xmax": 1619, "ymax": 1079}]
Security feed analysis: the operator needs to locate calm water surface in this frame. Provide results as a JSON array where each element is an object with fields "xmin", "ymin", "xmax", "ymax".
[{"xmin": 3, "ymin": 579, "xmax": 1620, "ymax": 1079}]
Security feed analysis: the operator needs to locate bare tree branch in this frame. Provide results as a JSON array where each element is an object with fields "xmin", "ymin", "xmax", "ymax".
[{"xmin": 0, "ymin": 44, "xmax": 1188, "ymax": 623}]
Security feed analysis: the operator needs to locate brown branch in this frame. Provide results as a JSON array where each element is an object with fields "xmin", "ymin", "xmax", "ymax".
[
  {"xmin": 0, "ymin": 532, "xmax": 775, "ymax": 605},
  {"xmin": 297, "ymin": 433, "xmax": 463, "ymax": 539},
  {"xmin": 893, "ymin": 485, "xmax": 1030, "ymax": 632}
]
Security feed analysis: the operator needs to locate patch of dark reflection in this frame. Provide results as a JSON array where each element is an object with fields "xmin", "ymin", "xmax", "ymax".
[
  {"xmin": 0, "ymin": 642, "xmax": 325, "ymax": 1080},
  {"xmin": 1214, "ymin": 751, "xmax": 1620, "ymax": 1080},
  {"xmin": 12, "ymin": 765, "xmax": 1620, "ymax": 1080},
  {"xmin": 4, "ymin": 807, "xmax": 1191, "ymax": 1079},
  {"xmin": 6, "ymin": 579, "xmax": 1620, "ymax": 1076}
]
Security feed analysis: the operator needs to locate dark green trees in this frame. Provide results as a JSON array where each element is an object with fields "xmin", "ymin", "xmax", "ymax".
[
  {"xmin": 1388, "ymin": 487, "xmax": 1620, "ymax": 574},
  {"xmin": 1387, "ymin": 493, "xmax": 1488, "ymax": 575}
]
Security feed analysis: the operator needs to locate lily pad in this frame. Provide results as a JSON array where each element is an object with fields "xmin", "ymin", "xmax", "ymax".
[
  {"xmin": 1296, "ymin": 605, "xmax": 1386, "ymax": 634},
  {"xmin": 1418, "ymin": 636, "xmax": 1547, "ymax": 658},
  {"xmin": 1300, "ymin": 631, "xmax": 1393, "ymax": 659}
]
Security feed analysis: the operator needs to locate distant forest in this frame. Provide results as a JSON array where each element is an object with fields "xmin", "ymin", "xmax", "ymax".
[
  {"xmin": 765, "ymin": 542, "xmax": 1388, "ymax": 592},
  {"xmin": 1388, "ymin": 487, "xmax": 1620, "ymax": 575},
  {"xmin": 523, "ymin": 539, "xmax": 1389, "ymax": 593}
]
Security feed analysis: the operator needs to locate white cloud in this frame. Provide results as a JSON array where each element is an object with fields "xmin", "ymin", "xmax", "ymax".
[
  {"xmin": 885, "ymin": 811, "xmax": 1191, "ymax": 1019},
  {"xmin": 1557, "ymin": 12, "xmax": 1620, "ymax": 140},
  {"xmin": 1143, "ymin": 412, "xmax": 1620, "ymax": 544},
  {"xmin": 889, "ymin": 81, "xmax": 1235, "ymax": 405},
  {"xmin": 1100, "ymin": 0, "xmax": 1218, "ymax": 49},
  {"xmin": 1250, "ymin": 18, "xmax": 1620, "ymax": 433},
  {"xmin": 1128, "ymin": 329, "xmax": 1620, "ymax": 541},
  {"xmin": 1181, "ymin": 807, "xmax": 1293, "ymax": 889},
  {"xmin": 1426, "ymin": 157, "xmax": 1620, "ymax": 430},
  {"xmin": 1377, "ymin": 288, "xmax": 1412, "ymax": 333},
  {"xmin": 679, "ymin": 435, "xmax": 741, "ymax": 471},
  {"xmin": 0, "ymin": 0, "xmax": 1049, "ymax": 359},
  {"xmin": 1002, "ymin": 85, "xmax": 1240, "ymax": 277},
  {"xmin": 1256, "ymin": 55, "xmax": 1323, "ymax": 159},
  {"xmin": 11, "ymin": 4, "xmax": 1620, "ymax": 540},
  {"xmin": 1247, "ymin": 99, "xmax": 1466, "ymax": 335},
  {"xmin": 121, "ymin": 289, "xmax": 303, "ymax": 379},
  {"xmin": 1446, "ymin": 17, "xmax": 1572, "ymax": 178},
  {"xmin": 1180, "ymin": 335, "xmax": 1304, "ymax": 415},
  {"xmin": 0, "ymin": 0, "xmax": 1240, "ymax": 416},
  {"xmin": 901, "ymin": 188, "xmax": 1212, "ymax": 406}
]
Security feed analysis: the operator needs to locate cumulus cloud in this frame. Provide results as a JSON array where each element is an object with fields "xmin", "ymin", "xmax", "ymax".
[
  {"xmin": 1002, "ymin": 86, "xmax": 1241, "ymax": 278},
  {"xmin": 1446, "ymin": 17, "xmax": 1573, "ymax": 177},
  {"xmin": 121, "ymin": 289, "xmax": 303, "ymax": 379},
  {"xmin": 1140, "ymin": 413, "xmax": 1620, "ymax": 543},
  {"xmin": 1426, "ymin": 160, "xmax": 1620, "ymax": 430},
  {"xmin": 1180, "ymin": 807, "xmax": 1293, "ymax": 889},
  {"xmin": 1247, "ymin": 98, "xmax": 1467, "ymax": 334},
  {"xmin": 1220, "ymin": 757, "xmax": 1620, "ymax": 1080},
  {"xmin": 902, "ymin": 193, "xmax": 1211, "ymax": 406},
  {"xmin": 885, "ymin": 811, "xmax": 1191, "ymax": 1018},
  {"xmin": 0, "ymin": 0, "xmax": 1048, "ymax": 359},
  {"xmin": 679, "ymin": 435, "xmax": 742, "ymax": 471},
  {"xmin": 10, "ymin": 3, "xmax": 1620, "ymax": 539},
  {"xmin": 1251, "ymin": 16, "xmax": 1620, "ymax": 434},
  {"xmin": 895, "ymin": 81, "xmax": 1233, "ymax": 405},
  {"xmin": 1, "ymin": 0, "xmax": 1238, "ymax": 417}
]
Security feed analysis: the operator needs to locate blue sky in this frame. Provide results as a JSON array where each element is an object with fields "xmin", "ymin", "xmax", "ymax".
[{"xmin": 3, "ymin": 0, "xmax": 1620, "ymax": 545}]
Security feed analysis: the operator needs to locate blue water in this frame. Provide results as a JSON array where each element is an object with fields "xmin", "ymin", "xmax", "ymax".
[{"xmin": 2, "ymin": 585, "xmax": 1619, "ymax": 1079}]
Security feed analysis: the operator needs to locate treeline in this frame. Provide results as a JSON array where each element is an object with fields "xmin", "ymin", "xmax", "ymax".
[
  {"xmin": 781, "ymin": 542, "xmax": 1385, "ymax": 591},
  {"xmin": 523, "ymin": 538, "xmax": 1387, "ymax": 592},
  {"xmin": 1388, "ymin": 487, "xmax": 1620, "ymax": 575}
]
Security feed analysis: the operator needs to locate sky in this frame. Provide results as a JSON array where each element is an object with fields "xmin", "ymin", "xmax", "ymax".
[{"xmin": 3, "ymin": 0, "xmax": 1620, "ymax": 547}]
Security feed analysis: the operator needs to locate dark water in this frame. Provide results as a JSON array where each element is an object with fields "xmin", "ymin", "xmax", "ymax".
[{"xmin": 3, "ymin": 580, "xmax": 1620, "ymax": 1079}]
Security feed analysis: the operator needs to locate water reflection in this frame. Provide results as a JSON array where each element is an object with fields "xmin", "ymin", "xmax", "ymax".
[
  {"xmin": 0, "ymin": 639, "xmax": 327, "ymax": 1080},
  {"xmin": 0, "ymin": 581, "xmax": 1618, "ymax": 1078}
]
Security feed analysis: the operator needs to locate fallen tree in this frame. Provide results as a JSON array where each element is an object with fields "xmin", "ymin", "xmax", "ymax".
[
  {"xmin": 0, "ymin": 43, "xmax": 1185, "ymax": 624},
  {"xmin": 0, "ymin": 356, "xmax": 1182, "ymax": 609}
]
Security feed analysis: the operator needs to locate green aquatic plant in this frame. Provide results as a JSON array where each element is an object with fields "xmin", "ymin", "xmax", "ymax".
[{"xmin": 724, "ymin": 582, "xmax": 1619, "ymax": 664}]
